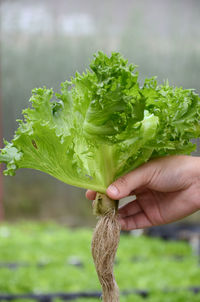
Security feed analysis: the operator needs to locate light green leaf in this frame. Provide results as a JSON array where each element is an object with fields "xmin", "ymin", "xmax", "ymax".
[{"xmin": 1, "ymin": 52, "xmax": 200, "ymax": 192}]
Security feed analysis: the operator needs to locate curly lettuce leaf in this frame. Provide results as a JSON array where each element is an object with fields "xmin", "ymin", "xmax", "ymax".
[{"xmin": 0, "ymin": 52, "xmax": 200, "ymax": 193}]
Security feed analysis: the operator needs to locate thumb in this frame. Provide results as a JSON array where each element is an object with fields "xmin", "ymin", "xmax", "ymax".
[{"xmin": 106, "ymin": 161, "xmax": 158, "ymax": 200}]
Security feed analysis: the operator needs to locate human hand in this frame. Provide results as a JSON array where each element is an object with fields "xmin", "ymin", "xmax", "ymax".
[{"xmin": 86, "ymin": 155, "xmax": 200, "ymax": 230}]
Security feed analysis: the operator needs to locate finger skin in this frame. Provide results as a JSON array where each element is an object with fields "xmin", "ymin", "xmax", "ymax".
[
  {"xmin": 86, "ymin": 190, "xmax": 96, "ymax": 200},
  {"xmin": 118, "ymin": 200, "xmax": 141, "ymax": 218},
  {"xmin": 118, "ymin": 185, "xmax": 200, "ymax": 231},
  {"xmin": 106, "ymin": 158, "xmax": 160, "ymax": 200},
  {"xmin": 87, "ymin": 155, "xmax": 200, "ymax": 231},
  {"xmin": 119, "ymin": 212, "xmax": 152, "ymax": 231},
  {"xmin": 110, "ymin": 155, "xmax": 200, "ymax": 230},
  {"xmin": 106, "ymin": 155, "xmax": 199, "ymax": 200}
]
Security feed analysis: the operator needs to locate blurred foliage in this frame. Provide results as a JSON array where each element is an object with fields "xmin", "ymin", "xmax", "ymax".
[
  {"xmin": 0, "ymin": 222, "xmax": 199, "ymax": 302},
  {"xmin": 0, "ymin": 0, "xmax": 200, "ymax": 222}
]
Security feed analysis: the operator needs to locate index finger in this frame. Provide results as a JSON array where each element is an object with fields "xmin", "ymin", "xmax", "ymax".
[{"xmin": 85, "ymin": 190, "xmax": 96, "ymax": 200}]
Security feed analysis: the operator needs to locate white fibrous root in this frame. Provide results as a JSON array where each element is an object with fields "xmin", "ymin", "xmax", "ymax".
[{"xmin": 92, "ymin": 193, "xmax": 121, "ymax": 302}]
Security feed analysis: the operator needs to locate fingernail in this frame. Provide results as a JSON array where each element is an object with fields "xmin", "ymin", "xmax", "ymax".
[{"xmin": 107, "ymin": 184, "xmax": 119, "ymax": 196}]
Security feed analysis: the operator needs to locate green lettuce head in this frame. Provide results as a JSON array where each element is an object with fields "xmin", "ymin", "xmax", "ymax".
[{"xmin": 0, "ymin": 52, "xmax": 200, "ymax": 193}]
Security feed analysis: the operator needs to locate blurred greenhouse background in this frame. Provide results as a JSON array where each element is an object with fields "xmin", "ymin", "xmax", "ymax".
[
  {"xmin": 0, "ymin": 0, "xmax": 200, "ymax": 224},
  {"xmin": 0, "ymin": 1, "xmax": 200, "ymax": 301}
]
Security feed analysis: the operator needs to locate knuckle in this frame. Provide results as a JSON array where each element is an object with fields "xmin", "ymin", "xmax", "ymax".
[{"xmin": 116, "ymin": 175, "xmax": 128, "ymax": 188}]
